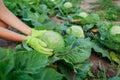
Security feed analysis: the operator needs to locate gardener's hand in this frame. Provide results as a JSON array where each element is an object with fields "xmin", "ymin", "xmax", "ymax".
[
  {"xmin": 25, "ymin": 36, "xmax": 53, "ymax": 56},
  {"xmin": 31, "ymin": 29, "xmax": 47, "ymax": 38}
]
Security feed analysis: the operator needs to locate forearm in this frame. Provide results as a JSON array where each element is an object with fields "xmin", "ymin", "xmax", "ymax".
[
  {"xmin": 0, "ymin": 0, "xmax": 32, "ymax": 35},
  {"xmin": 0, "ymin": 27, "xmax": 26, "ymax": 42},
  {"xmin": 0, "ymin": 20, "xmax": 8, "ymax": 28}
]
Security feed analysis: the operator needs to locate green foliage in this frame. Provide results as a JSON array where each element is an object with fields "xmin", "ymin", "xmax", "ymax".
[
  {"xmin": 0, "ymin": 48, "xmax": 47, "ymax": 80},
  {"xmin": 64, "ymin": 38, "xmax": 92, "ymax": 64},
  {"xmin": 14, "ymin": 51, "xmax": 48, "ymax": 74},
  {"xmin": 2, "ymin": 0, "xmax": 120, "ymax": 79},
  {"xmin": 94, "ymin": 0, "xmax": 120, "ymax": 21},
  {"xmin": 75, "ymin": 62, "xmax": 93, "ymax": 80},
  {"xmin": 40, "ymin": 0, "xmax": 61, "ymax": 8},
  {"xmin": 0, "ymin": 48, "xmax": 14, "ymax": 76},
  {"xmin": 71, "ymin": 12, "xmax": 100, "ymax": 25},
  {"xmin": 32, "ymin": 68, "xmax": 63, "ymax": 80},
  {"xmin": 91, "ymin": 40, "xmax": 111, "ymax": 60},
  {"xmin": 97, "ymin": 21, "xmax": 120, "ymax": 52},
  {"xmin": 61, "ymin": 2, "xmax": 74, "ymax": 14}
]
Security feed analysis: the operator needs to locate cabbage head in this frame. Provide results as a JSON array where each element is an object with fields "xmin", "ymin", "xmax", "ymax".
[
  {"xmin": 78, "ymin": 12, "xmax": 88, "ymax": 18},
  {"xmin": 97, "ymin": 21, "xmax": 120, "ymax": 52},
  {"xmin": 67, "ymin": 25, "xmax": 85, "ymax": 38},
  {"xmin": 62, "ymin": 2, "xmax": 74, "ymax": 13},
  {"xmin": 41, "ymin": 31, "xmax": 65, "ymax": 52}
]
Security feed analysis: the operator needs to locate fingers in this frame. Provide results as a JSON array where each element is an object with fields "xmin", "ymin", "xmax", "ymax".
[
  {"xmin": 35, "ymin": 41, "xmax": 53, "ymax": 55},
  {"xmin": 37, "ymin": 49, "xmax": 53, "ymax": 56},
  {"xmin": 38, "ymin": 44, "xmax": 53, "ymax": 52},
  {"xmin": 38, "ymin": 40, "xmax": 47, "ymax": 47},
  {"xmin": 34, "ymin": 45, "xmax": 53, "ymax": 55}
]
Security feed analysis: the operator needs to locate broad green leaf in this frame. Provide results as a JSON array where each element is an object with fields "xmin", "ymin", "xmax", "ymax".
[
  {"xmin": 33, "ymin": 68, "xmax": 63, "ymax": 80},
  {"xmin": 64, "ymin": 35, "xmax": 76, "ymax": 47},
  {"xmin": 15, "ymin": 51, "xmax": 48, "ymax": 74},
  {"xmin": 91, "ymin": 40, "xmax": 111, "ymax": 60},
  {"xmin": 55, "ymin": 24, "xmax": 68, "ymax": 33},
  {"xmin": 64, "ymin": 38, "xmax": 92, "ymax": 63},
  {"xmin": 75, "ymin": 62, "xmax": 93, "ymax": 80},
  {"xmin": 108, "ymin": 77, "xmax": 120, "ymax": 80},
  {"xmin": 0, "ymin": 48, "xmax": 14, "ymax": 75},
  {"xmin": 39, "ymin": 4, "xmax": 48, "ymax": 14},
  {"xmin": 83, "ymin": 24, "xmax": 95, "ymax": 32},
  {"xmin": 8, "ymin": 71, "xmax": 33, "ymax": 80},
  {"xmin": 57, "ymin": 59, "xmax": 75, "ymax": 80},
  {"xmin": 44, "ymin": 21, "xmax": 58, "ymax": 30}
]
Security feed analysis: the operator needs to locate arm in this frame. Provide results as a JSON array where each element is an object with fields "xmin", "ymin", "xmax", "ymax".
[
  {"xmin": 0, "ymin": 0, "xmax": 32, "ymax": 35},
  {"xmin": 0, "ymin": 20, "xmax": 8, "ymax": 28},
  {"xmin": 0, "ymin": 27, "xmax": 26, "ymax": 42}
]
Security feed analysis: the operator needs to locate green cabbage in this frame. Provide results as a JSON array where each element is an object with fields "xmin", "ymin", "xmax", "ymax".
[
  {"xmin": 67, "ymin": 25, "xmax": 85, "ymax": 38},
  {"xmin": 97, "ymin": 21, "xmax": 120, "ymax": 52},
  {"xmin": 62, "ymin": 2, "xmax": 73, "ymax": 13},
  {"xmin": 78, "ymin": 12, "xmax": 88, "ymax": 18},
  {"xmin": 109, "ymin": 25, "xmax": 120, "ymax": 43},
  {"xmin": 63, "ymin": 2, "xmax": 73, "ymax": 9},
  {"xmin": 110, "ymin": 26, "xmax": 120, "ymax": 35},
  {"xmin": 41, "ymin": 31, "xmax": 65, "ymax": 52}
]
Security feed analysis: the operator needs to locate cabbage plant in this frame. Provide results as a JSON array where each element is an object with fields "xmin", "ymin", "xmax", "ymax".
[
  {"xmin": 61, "ymin": 2, "xmax": 74, "ymax": 13},
  {"xmin": 97, "ymin": 21, "xmax": 120, "ymax": 52}
]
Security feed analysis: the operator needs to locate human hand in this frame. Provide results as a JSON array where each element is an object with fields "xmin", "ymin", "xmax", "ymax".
[{"xmin": 25, "ymin": 36, "xmax": 53, "ymax": 56}]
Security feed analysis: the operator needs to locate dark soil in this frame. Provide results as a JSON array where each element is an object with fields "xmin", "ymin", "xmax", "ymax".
[
  {"xmin": 0, "ymin": 39, "xmax": 16, "ymax": 49},
  {"xmin": 88, "ymin": 52, "xmax": 118, "ymax": 78}
]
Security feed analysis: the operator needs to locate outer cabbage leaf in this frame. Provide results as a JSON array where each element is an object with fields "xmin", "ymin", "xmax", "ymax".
[
  {"xmin": 15, "ymin": 51, "xmax": 48, "ymax": 74},
  {"xmin": 91, "ymin": 40, "xmax": 111, "ymax": 60},
  {"xmin": 75, "ymin": 62, "xmax": 93, "ymax": 80},
  {"xmin": 64, "ymin": 38, "xmax": 92, "ymax": 63},
  {"xmin": 8, "ymin": 71, "xmax": 33, "ymax": 80},
  {"xmin": 32, "ymin": 68, "xmax": 63, "ymax": 80},
  {"xmin": 56, "ymin": 59, "xmax": 75, "ymax": 80},
  {"xmin": 0, "ymin": 48, "xmax": 14, "ymax": 76}
]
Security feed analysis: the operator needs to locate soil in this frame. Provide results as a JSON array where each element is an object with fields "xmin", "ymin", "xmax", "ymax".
[
  {"xmin": 0, "ymin": 39, "xmax": 16, "ymax": 49},
  {"xmin": 88, "ymin": 52, "xmax": 118, "ymax": 78},
  {"xmin": 0, "ymin": 0, "xmax": 120, "ymax": 79}
]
